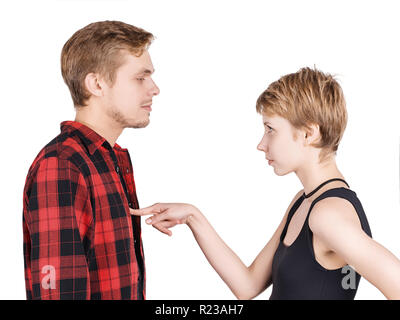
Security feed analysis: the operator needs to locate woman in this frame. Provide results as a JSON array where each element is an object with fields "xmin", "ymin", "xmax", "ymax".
[{"xmin": 131, "ymin": 67, "xmax": 400, "ymax": 299}]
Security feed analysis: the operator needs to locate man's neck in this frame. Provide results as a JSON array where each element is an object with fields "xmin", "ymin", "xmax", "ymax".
[{"xmin": 75, "ymin": 107, "xmax": 123, "ymax": 148}]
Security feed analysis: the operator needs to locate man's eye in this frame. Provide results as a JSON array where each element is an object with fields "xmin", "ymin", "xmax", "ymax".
[
  {"xmin": 266, "ymin": 125, "xmax": 273, "ymax": 133},
  {"xmin": 137, "ymin": 78, "xmax": 145, "ymax": 81}
]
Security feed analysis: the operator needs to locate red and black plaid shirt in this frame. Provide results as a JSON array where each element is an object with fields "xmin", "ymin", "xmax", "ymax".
[{"xmin": 23, "ymin": 121, "xmax": 145, "ymax": 300}]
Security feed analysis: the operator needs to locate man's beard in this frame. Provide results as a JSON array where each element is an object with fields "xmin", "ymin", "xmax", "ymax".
[
  {"xmin": 107, "ymin": 106, "xmax": 149, "ymax": 129},
  {"xmin": 126, "ymin": 119, "xmax": 149, "ymax": 129}
]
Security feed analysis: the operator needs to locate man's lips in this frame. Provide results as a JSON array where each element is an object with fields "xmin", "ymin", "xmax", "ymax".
[{"xmin": 141, "ymin": 104, "xmax": 152, "ymax": 111}]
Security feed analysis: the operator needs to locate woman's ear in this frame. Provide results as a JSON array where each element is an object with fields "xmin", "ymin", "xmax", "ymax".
[{"xmin": 304, "ymin": 124, "xmax": 320, "ymax": 146}]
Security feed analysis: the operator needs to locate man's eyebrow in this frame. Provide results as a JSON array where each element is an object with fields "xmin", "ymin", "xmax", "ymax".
[
  {"xmin": 263, "ymin": 121, "xmax": 272, "ymax": 126},
  {"xmin": 135, "ymin": 68, "xmax": 155, "ymax": 75}
]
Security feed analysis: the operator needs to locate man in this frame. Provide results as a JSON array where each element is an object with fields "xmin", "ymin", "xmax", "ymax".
[{"xmin": 22, "ymin": 20, "xmax": 160, "ymax": 299}]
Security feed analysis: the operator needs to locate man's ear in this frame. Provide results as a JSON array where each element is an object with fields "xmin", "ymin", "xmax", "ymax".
[
  {"xmin": 84, "ymin": 73, "xmax": 105, "ymax": 98},
  {"xmin": 304, "ymin": 123, "xmax": 321, "ymax": 146}
]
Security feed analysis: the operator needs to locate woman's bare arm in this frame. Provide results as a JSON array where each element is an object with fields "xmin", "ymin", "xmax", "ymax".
[
  {"xmin": 309, "ymin": 198, "xmax": 400, "ymax": 299},
  {"xmin": 131, "ymin": 190, "xmax": 303, "ymax": 299}
]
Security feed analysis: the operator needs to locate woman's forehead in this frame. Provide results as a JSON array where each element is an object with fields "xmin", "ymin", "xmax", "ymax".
[{"xmin": 262, "ymin": 114, "xmax": 285, "ymax": 125}]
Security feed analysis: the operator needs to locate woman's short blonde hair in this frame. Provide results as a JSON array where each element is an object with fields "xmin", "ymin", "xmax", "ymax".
[{"xmin": 256, "ymin": 67, "xmax": 347, "ymax": 162}]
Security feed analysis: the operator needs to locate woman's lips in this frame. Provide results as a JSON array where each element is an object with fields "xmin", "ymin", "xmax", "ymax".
[{"xmin": 268, "ymin": 160, "xmax": 274, "ymax": 165}]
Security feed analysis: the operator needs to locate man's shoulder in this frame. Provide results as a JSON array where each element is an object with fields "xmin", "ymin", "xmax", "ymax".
[{"xmin": 26, "ymin": 130, "xmax": 89, "ymax": 179}]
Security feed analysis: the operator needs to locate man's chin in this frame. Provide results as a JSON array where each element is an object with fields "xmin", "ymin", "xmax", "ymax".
[{"xmin": 126, "ymin": 119, "xmax": 150, "ymax": 129}]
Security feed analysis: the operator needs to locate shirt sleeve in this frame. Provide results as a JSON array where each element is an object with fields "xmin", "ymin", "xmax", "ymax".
[{"xmin": 23, "ymin": 156, "xmax": 92, "ymax": 299}]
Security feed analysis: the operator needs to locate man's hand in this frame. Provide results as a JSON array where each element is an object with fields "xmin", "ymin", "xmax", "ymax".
[{"xmin": 130, "ymin": 203, "xmax": 199, "ymax": 236}]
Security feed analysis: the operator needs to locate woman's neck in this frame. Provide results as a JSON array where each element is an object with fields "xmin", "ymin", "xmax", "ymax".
[{"xmin": 295, "ymin": 156, "xmax": 345, "ymax": 199}]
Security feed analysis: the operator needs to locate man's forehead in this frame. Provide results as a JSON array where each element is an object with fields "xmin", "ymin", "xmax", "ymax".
[{"xmin": 120, "ymin": 50, "xmax": 155, "ymax": 73}]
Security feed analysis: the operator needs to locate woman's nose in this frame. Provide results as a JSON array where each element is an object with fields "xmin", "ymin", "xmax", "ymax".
[
  {"xmin": 257, "ymin": 141, "xmax": 266, "ymax": 152},
  {"xmin": 257, "ymin": 135, "xmax": 267, "ymax": 152}
]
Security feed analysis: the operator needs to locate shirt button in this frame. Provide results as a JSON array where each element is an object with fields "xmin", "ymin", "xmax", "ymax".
[
  {"xmin": 128, "ymin": 202, "xmax": 132, "ymax": 207},
  {"xmin": 126, "ymin": 168, "xmax": 129, "ymax": 173},
  {"xmin": 116, "ymin": 166, "xmax": 120, "ymax": 173}
]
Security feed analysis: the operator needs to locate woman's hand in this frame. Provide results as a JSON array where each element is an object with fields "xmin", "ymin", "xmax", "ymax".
[
  {"xmin": 130, "ymin": 203, "xmax": 200, "ymax": 236},
  {"xmin": 132, "ymin": 203, "xmax": 256, "ymax": 299}
]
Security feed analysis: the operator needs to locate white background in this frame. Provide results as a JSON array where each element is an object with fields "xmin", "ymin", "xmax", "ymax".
[{"xmin": 0, "ymin": 0, "xmax": 399, "ymax": 300}]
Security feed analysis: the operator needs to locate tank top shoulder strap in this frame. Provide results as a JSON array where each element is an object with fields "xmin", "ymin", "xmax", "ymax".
[
  {"xmin": 306, "ymin": 187, "xmax": 372, "ymax": 237},
  {"xmin": 302, "ymin": 188, "xmax": 372, "ymax": 269},
  {"xmin": 280, "ymin": 193, "xmax": 306, "ymax": 242}
]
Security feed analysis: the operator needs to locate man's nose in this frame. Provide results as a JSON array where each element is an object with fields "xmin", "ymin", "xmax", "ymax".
[{"xmin": 150, "ymin": 79, "xmax": 160, "ymax": 96}]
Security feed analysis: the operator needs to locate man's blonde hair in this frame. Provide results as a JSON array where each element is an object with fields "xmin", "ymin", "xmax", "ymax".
[
  {"xmin": 256, "ymin": 67, "xmax": 347, "ymax": 162},
  {"xmin": 61, "ymin": 20, "xmax": 154, "ymax": 107}
]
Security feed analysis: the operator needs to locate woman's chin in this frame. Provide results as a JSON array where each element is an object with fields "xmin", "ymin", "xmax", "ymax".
[{"xmin": 272, "ymin": 165, "xmax": 291, "ymax": 176}]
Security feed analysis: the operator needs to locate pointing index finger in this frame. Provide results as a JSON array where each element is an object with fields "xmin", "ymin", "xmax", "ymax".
[{"xmin": 129, "ymin": 203, "xmax": 164, "ymax": 216}]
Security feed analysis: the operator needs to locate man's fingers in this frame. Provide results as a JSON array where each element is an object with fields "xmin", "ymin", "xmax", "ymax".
[{"xmin": 129, "ymin": 203, "xmax": 165, "ymax": 216}]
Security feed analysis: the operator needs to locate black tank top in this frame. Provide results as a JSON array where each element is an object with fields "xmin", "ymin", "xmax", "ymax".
[{"xmin": 270, "ymin": 186, "xmax": 372, "ymax": 300}]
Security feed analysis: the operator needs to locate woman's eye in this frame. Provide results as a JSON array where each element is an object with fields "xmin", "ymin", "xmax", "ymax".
[
  {"xmin": 137, "ymin": 78, "xmax": 145, "ymax": 81},
  {"xmin": 266, "ymin": 125, "xmax": 273, "ymax": 133}
]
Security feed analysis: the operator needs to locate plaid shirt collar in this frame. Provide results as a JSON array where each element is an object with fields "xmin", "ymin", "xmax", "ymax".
[{"xmin": 60, "ymin": 120, "xmax": 127, "ymax": 155}]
